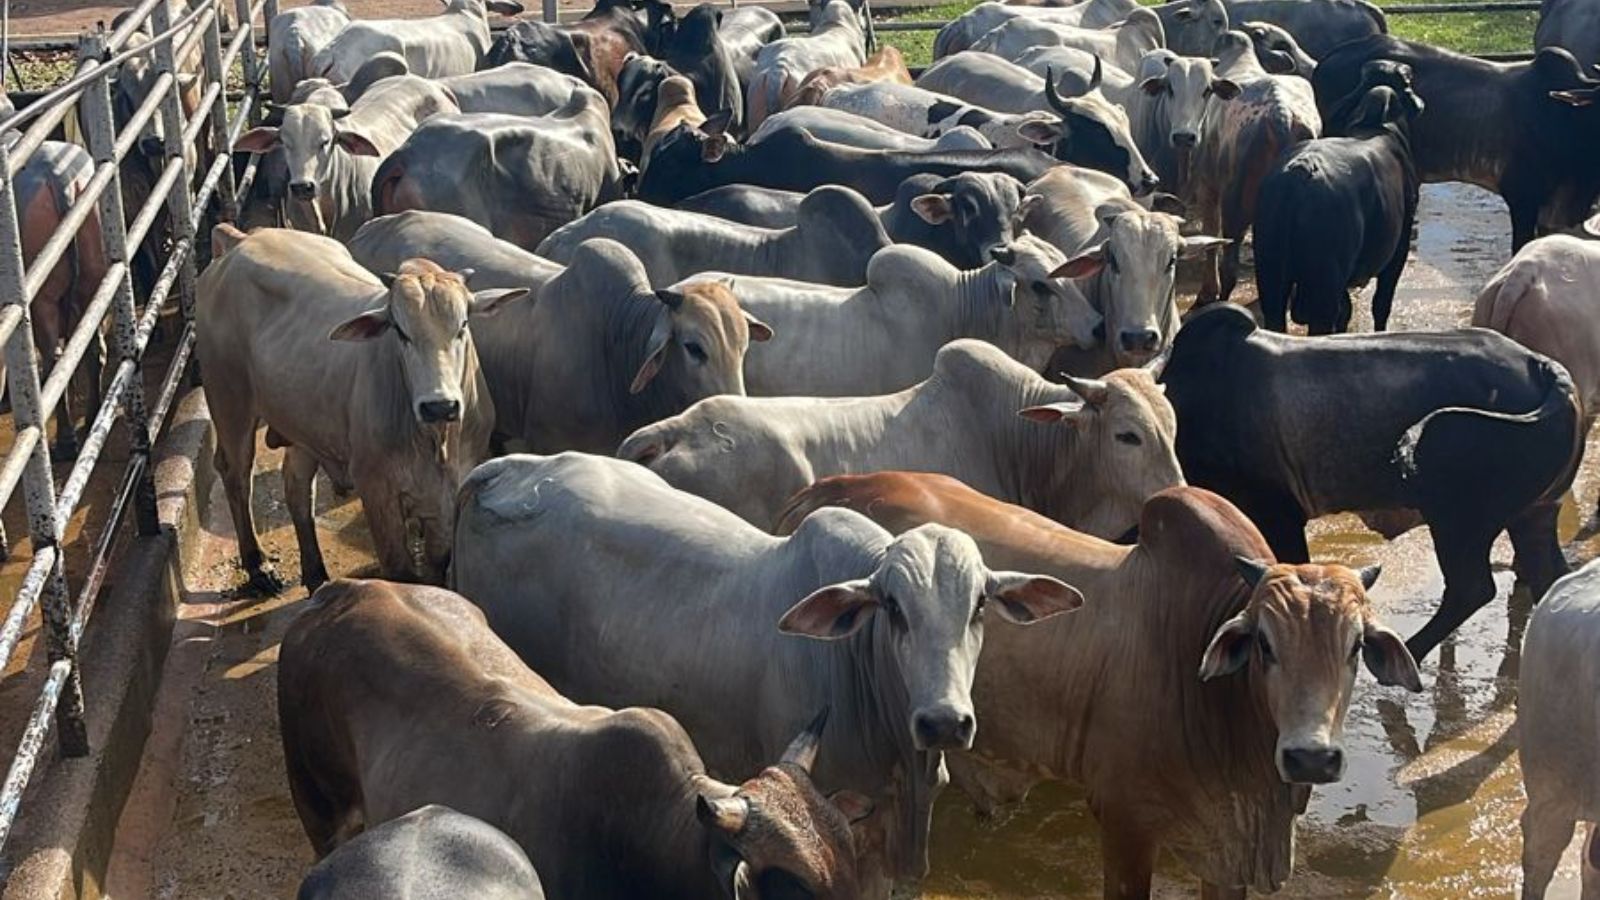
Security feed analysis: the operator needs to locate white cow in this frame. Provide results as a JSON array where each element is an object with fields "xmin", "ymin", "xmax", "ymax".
[
  {"xmin": 268, "ymin": 0, "xmax": 349, "ymax": 105},
  {"xmin": 313, "ymin": 0, "xmax": 526, "ymax": 82}
]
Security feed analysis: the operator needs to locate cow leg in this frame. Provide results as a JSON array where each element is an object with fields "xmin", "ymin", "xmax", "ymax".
[
  {"xmin": 1508, "ymin": 501, "xmax": 1569, "ymax": 602},
  {"xmin": 1217, "ymin": 195, "xmax": 1247, "ymax": 305},
  {"xmin": 282, "ymin": 445, "xmax": 329, "ymax": 592},
  {"xmin": 1519, "ymin": 798, "xmax": 1574, "ymax": 900},
  {"xmin": 1098, "ymin": 816, "xmax": 1155, "ymax": 900},
  {"xmin": 1371, "ymin": 210, "xmax": 1414, "ymax": 332},
  {"xmin": 1509, "ymin": 196, "xmax": 1540, "ymax": 252},
  {"xmin": 1406, "ymin": 521, "xmax": 1498, "ymax": 663},
  {"xmin": 213, "ymin": 412, "xmax": 283, "ymax": 595},
  {"xmin": 1199, "ymin": 883, "xmax": 1245, "ymax": 900}
]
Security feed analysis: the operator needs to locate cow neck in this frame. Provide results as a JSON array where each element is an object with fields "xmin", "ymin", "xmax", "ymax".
[
  {"xmin": 948, "ymin": 263, "xmax": 1017, "ymax": 351},
  {"xmin": 606, "ymin": 284, "xmax": 683, "ymax": 432}
]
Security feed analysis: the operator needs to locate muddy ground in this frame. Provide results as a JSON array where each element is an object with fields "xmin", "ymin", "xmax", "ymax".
[{"xmin": 102, "ymin": 183, "xmax": 1596, "ymax": 898}]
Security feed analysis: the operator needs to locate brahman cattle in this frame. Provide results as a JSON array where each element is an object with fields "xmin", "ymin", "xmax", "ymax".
[
  {"xmin": 970, "ymin": 8, "xmax": 1167, "ymax": 74},
  {"xmin": 481, "ymin": 0, "xmax": 675, "ymax": 105},
  {"xmin": 680, "ymin": 235, "xmax": 1100, "ymax": 395},
  {"xmin": 1255, "ymin": 79, "xmax": 1422, "ymax": 333},
  {"xmin": 618, "ymin": 338, "xmax": 1182, "ymax": 538},
  {"xmin": 349, "ymin": 210, "xmax": 563, "ymax": 293},
  {"xmin": 614, "ymin": 54, "xmax": 683, "ymax": 156},
  {"xmin": 464, "ymin": 239, "xmax": 764, "ymax": 453},
  {"xmin": 267, "ymin": 0, "xmax": 348, "ymax": 105},
  {"xmin": 440, "ymin": 63, "xmax": 592, "ymax": 117},
  {"xmin": 1161, "ymin": 305, "xmax": 1582, "ymax": 661},
  {"xmin": 197, "ymin": 226, "xmax": 522, "ymax": 591},
  {"xmin": 787, "ymin": 46, "xmax": 914, "ymax": 109},
  {"xmin": 481, "ymin": 21, "xmax": 598, "ymax": 95},
  {"xmin": 1313, "ymin": 38, "xmax": 1600, "ymax": 247},
  {"xmin": 296, "ymin": 806, "xmax": 545, "ymax": 900},
  {"xmin": 1189, "ymin": 28, "xmax": 1320, "ymax": 304},
  {"xmin": 1242, "ymin": 20, "xmax": 1318, "ymax": 77},
  {"xmin": 237, "ymin": 74, "xmax": 459, "ymax": 240},
  {"xmin": 536, "ymin": 189, "xmax": 890, "ymax": 286},
  {"xmin": 371, "ymin": 93, "xmax": 623, "ymax": 250},
  {"xmin": 1123, "ymin": 53, "xmax": 1240, "ymax": 192},
  {"xmin": 747, "ymin": 0, "xmax": 867, "ymax": 127},
  {"xmin": 450, "ymin": 452, "xmax": 1082, "ymax": 886},
  {"xmin": 751, "ymin": 106, "xmax": 993, "ymax": 152},
  {"xmin": 279, "ymin": 578, "xmax": 870, "ymax": 900},
  {"xmin": 639, "ymin": 75, "xmax": 709, "ymax": 170},
  {"xmin": 718, "ymin": 6, "xmax": 787, "ymax": 88},
  {"xmin": 1537, "ymin": 0, "xmax": 1600, "ymax": 69},
  {"xmin": 932, "ymin": 0, "xmax": 1141, "ymax": 59},
  {"xmin": 1206, "ymin": 0, "xmax": 1386, "ymax": 58},
  {"xmin": 1519, "ymin": 558, "xmax": 1600, "ymax": 900},
  {"xmin": 637, "ymin": 120, "xmax": 1057, "ymax": 205},
  {"xmin": 312, "ymin": 0, "xmax": 524, "ymax": 82},
  {"xmin": 815, "ymin": 81, "xmax": 1068, "ymax": 153},
  {"xmin": 662, "ymin": 4, "xmax": 745, "ymax": 132},
  {"xmin": 777, "ymin": 476, "xmax": 1421, "ymax": 898}
]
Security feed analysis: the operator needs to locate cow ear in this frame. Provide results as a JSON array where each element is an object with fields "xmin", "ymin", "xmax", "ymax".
[
  {"xmin": 702, "ymin": 109, "xmax": 734, "ymax": 136},
  {"xmin": 1016, "ymin": 118, "xmax": 1064, "ymax": 146},
  {"xmin": 1550, "ymin": 88, "xmax": 1596, "ymax": 107},
  {"xmin": 629, "ymin": 306, "xmax": 675, "ymax": 394},
  {"xmin": 336, "ymin": 130, "xmax": 381, "ymax": 157},
  {"xmin": 828, "ymin": 790, "xmax": 875, "ymax": 824},
  {"xmin": 234, "ymin": 126, "xmax": 281, "ymax": 154},
  {"xmin": 469, "ymin": 288, "xmax": 529, "ymax": 317},
  {"xmin": 1362, "ymin": 621, "xmax": 1423, "ymax": 692},
  {"xmin": 1198, "ymin": 612, "xmax": 1255, "ymax": 680},
  {"xmin": 986, "ymin": 572, "xmax": 1083, "ymax": 624},
  {"xmin": 1139, "ymin": 76, "xmax": 1167, "ymax": 96},
  {"xmin": 486, "ymin": 0, "xmax": 525, "ymax": 13},
  {"xmin": 1148, "ymin": 192, "xmax": 1186, "ymax": 216},
  {"xmin": 778, "ymin": 579, "xmax": 879, "ymax": 640},
  {"xmin": 328, "ymin": 306, "xmax": 392, "ymax": 341},
  {"xmin": 744, "ymin": 312, "xmax": 774, "ymax": 342},
  {"xmin": 696, "ymin": 794, "xmax": 749, "ymax": 835},
  {"xmin": 1210, "ymin": 78, "xmax": 1242, "ymax": 100},
  {"xmin": 1180, "ymin": 235, "xmax": 1229, "ymax": 258},
  {"xmin": 909, "ymin": 193, "xmax": 952, "ymax": 225},
  {"xmin": 701, "ymin": 134, "xmax": 730, "ymax": 163},
  {"xmin": 1050, "ymin": 245, "xmax": 1106, "ymax": 279},
  {"xmin": 1017, "ymin": 398, "xmax": 1088, "ymax": 426}
]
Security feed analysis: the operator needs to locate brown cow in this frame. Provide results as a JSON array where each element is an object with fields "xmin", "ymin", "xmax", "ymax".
[
  {"xmin": 787, "ymin": 46, "xmax": 914, "ymax": 109},
  {"xmin": 777, "ymin": 473, "xmax": 1423, "ymax": 899},
  {"xmin": 642, "ymin": 75, "xmax": 708, "ymax": 173},
  {"xmin": 279, "ymin": 579, "xmax": 874, "ymax": 900}
]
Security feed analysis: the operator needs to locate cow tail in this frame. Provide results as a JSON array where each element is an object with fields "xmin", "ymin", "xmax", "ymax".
[
  {"xmin": 1395, "ymin": 358, "xmax": 1584, "ymax": 507},
  {"xmin": 616, "ymin": 421, "xmax": 677, "ymax": 467}
]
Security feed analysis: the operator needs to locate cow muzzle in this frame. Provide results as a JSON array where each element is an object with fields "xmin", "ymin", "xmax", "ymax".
[
  {"xmin": 1170, "ymin": 131, "xmax": 1198, "ymax": 149},
  {"xmin": 417, "ymin": 398, "xmax": 462, "ymax": 424},
  {"xmin": 1278, "ymin": 744, "xmax": 1345, "ymax": 784},
  {"xmin": 911, "ymin": 707, "xmax": 976, "ymax": 751},
  {"xmin": 1118, "ymin": 328, "xmax": 1162, "ymax": 355},
  {"xmin": 288, "ymin": 181, "xmax": 319, "ymax": 201}
]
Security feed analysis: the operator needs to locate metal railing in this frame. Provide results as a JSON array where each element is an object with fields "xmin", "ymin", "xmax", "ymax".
[{"xmin": 0, "ymin": 0, "xmax": 274, "ymax": 865}]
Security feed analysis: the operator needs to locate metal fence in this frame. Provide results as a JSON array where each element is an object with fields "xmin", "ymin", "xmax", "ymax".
[{"xmin": 0, "ymin": 0, "xmax": 274, "ymax": 864}]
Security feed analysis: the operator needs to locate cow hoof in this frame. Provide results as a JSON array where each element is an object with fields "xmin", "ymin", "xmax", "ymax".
[{"xmin": 242, "ymin": 566, "xmax": 287, "ymax": 597}]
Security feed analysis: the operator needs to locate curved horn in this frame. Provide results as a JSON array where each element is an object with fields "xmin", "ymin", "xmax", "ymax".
[
  {"xmin": 1061, "ymin": 374, "xmax": 1110, "ymax": 406},
  {"xmin": 1088, "ymin": 55, "xmax": 1103, "ymax": 92},
  {"xmin": 655, "ymin": 287, "xmax": 686, "ymax": 309},
  {"xmin": 1142, "ymin": 345, "xmax": 1172, "ymax": 378},
  {"xmin": 1043, "ymin": 66, "xmax": 1074, "ymax": 115},
  {"xmin": 780, "ymin": 706, "xmax": 830, "ymax": 773},
  {"xmin": 1234, "ymin": 555, "xmax": 1272, "ymax": 587}
]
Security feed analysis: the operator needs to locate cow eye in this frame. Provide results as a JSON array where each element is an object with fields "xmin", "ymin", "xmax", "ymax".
[
  {"xmin": 393, "ymin": 324, "xmax": 412, "ymax": 345},
  {"xmin": 684, "ymin": 340, "xmax": 707, "ymax": 363},
  {"xmin": 457, "ymin": 322, "xmax": 469, "ymax": 339},
  {"xmin": 1031, "ymin": 280, "xmax": 1050, "ymax": 294},
  {"xmin": 1259, "ymin": 634, "xmax": 1278, "ymax": 665},
  {"xmin": 1115, "ymin": 431, "xmax": 1141, "ymax": 446},
  {"xmin": 1167, "ymin": 256, "xmax": 1178, "ymax": 271},
  {"xmin": 972, "ymin": 595, "xmax": 986, "ymax": 624},
  {"xmin": 1105, "ymin": 250, "xmax": 1120, "ymax": 273}
]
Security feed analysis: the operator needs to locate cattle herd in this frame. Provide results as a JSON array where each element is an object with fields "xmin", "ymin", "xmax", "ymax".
[{"xmin": 23, "ymin": 0, "xmax": 1600, "ymax": 893}]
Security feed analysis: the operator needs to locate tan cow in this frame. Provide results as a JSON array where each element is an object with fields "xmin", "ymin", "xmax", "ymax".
[
  {"xmin": 279, "ymin": 578, "xmax": 874, "ymax": 900},
  {"xmin": 787, "ymin": 46, "xmax": 914, "ymax": 109},
  {"xmin": 642, "ymin": 75, "xmax": 707, "ymax": 173},
  {"xmin": 778, "ymin": 473, "xmax": 1422, "ymax": 899},
  {"xmin": 196, "ymin": 225, "xmax": 523, "ymax": 592}
]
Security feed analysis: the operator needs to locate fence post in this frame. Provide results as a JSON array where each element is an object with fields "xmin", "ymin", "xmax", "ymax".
[
  {"xmin": 0, "ymin": 143, "xmax": 88, "ymax": 759},
  {"xmin": 202, "ymin": 1, "xmax": 238, "ymax": 224},
  {"xmin": 81, "ymin": 31, "xmax": 161, "ymax": 539},
  {"xmin": 150, "ymin": 0, "xmax": 201, "ymax": 332},
  {"xmin": 243, "ymin": 0, "xmax": 273, "ymax": 124}
]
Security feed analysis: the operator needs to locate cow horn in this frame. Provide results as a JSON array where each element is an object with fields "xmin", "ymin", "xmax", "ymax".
[
  {"xmin": 697, "ymin": 794, "xmax": 750, "ymax": 834},
  {"xmin": 988, "ymin": 245, "xmax": 1018, "ymax": 266},
  {"xmin": 329, "ymin": 107, "xmax": 352, "ymax": 120},
  {"xmin": 1234, "ymin": 555, "xmax": 1272, "ymax": 587},
  {"xmin": 1043, "ymin": 66, "xmax": 1074, "ymax": 115},
  {"xmin": 1088, "ymin": 55, "xmax": 1103, "ymax": 92},
  {"xmin": 655, "ymin": 287, "xmax": 686, "ymax": 309},
  {"xmin": 780, "ymin": 706, "xmax": 830, "ymax": 773},
  {"xmin": 1060, "ymin": 374, "xmax": 1109, "ymax": 407},
  {"xmin": 1142, "ymin": 345, "xmax": 1171, "ymax": 378}
]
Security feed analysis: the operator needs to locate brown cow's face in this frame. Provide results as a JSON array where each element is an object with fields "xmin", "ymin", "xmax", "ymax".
[
  {"xmin": 1200, "ymin": 561, "xmax": 1423, "ymax": 785},
  {"xmin": 328, "ymin": 260, "xmax": 525, "ymax": 428},
  {"xmin": 634, "ymin": 280, "xmax": 768, "ymax": 401}
]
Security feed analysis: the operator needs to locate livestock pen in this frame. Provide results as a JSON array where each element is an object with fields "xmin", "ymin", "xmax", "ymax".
[{"xmin": 0, "ymin": 0, "xmax": 1592, "ymax": 897}]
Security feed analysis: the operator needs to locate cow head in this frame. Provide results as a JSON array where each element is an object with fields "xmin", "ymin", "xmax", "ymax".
[
  {"xmin": 1036, "ymin": 62, "xmax": 1161, "ymax": 196},
  {"xmin": 1163, "ymin": 0, "xmax": 1229, "ymax": 57},
  {"xmin": 1537, "ymin": 46, "xmax": 1600, "ymax": 109},
  {"xmin": 329, "ymin": 260, "xmax": 525, "ymax": 428},
  {"xmin": 1201, "ymin": 559, "xmax": 1422, "ymax": 784},
  {"xmin": 985, "ymin": 235, "xmax": 1103, "ymax": 366},
  {"xmin": 1139, "ymin": 56, "xmax": 1239, "ymax": 160},
  {"xmin": 614, "ymin": 53, "xmax": 678, "ymax": 146},
  {"xmin": 1242, "ymin": 21, "xmax": 1317, "ymax": 78},
  {"xmin": 1018, "ymin": 367, "xmax": 1183, "ymax": 539},
  {"xmin": 236, "ymin": 104, "xmax": 379, "ymax": 214},
  {"xmin": 631, "ymin": 279, "xmax": 770, "ymax": 400},
  {"xmin": 906, "ymin": 171, "xmax": 1029, "ymax": 269},
  {"xmin": 1050, "ymin": 208, "xmax": 1226, "ymax": 366},
  {"xmin": 698, "ymin": 710, "xmax": 876, "ymax": 900},
  {"xmin": 779, "ymin": 522, "xmax": 1081, "ymax": 754}
]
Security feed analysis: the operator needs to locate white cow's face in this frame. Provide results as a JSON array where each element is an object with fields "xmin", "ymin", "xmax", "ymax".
[
  {"xmin": 1200, "ymin": 560, "xmax": 1422, "ymax": 784},
  {"xmin": 778, "ymin": 524, "xmax": 1081, "ymax": 752},
  {"xmin": 1139, "ymin": 57, "xmax": 1239, "ymax": 154},
  {"xmin": 328, "ymin": 260, "xmax": 525, "ymax": 428},
  {"xmin": 235, "ymin": 105, "xmax": 379, "ymax": 215},
  {"xmin": 632, "ymin": 280, "xmax": 770, "ymax": 402},
  {"xmin": 988, "ymin": 234, "xmax": 1101, "ymax": 366}
]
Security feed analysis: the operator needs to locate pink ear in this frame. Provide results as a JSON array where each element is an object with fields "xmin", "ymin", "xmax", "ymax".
[
  {"xmin": 628, "ymin": 345, "xmax": 668, "ymax": 394},
  {"xmin": 746, "ymin": 316, "xmax": 774, "ymax": 342},
  {"xmin": 235, "ymin": 126, "xmax": 281, "ymax": 153},
  {"xmin": 987, "ymin": 573, "xmax": 1083, "ymax": 623},
  {"xmin": 1051, "ymin": 252, "xmax": 1106, "ymax": 279},
  {"xmin": 778, "ymin": 580, "xmax": 879, "ymax": 640},
  {"xmin": 1198, "ymin": 613, "xmax": 1254, "ymax": 681},
  {"xmin": 337, "ymin": 130, "xmax": 381, "ymax": 157},
  {"xmin": 328, "ymin": 307, "xmax": 391, "ymax": 341},
  {"xmin": 828, "ymin": 790, "xmax": 875, "ymax": 824}
]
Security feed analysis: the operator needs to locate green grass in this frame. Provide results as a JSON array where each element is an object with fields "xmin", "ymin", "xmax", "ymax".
[{"xmin": 882, "ymin": 0, "xmax": 1538, "ymax": 67}]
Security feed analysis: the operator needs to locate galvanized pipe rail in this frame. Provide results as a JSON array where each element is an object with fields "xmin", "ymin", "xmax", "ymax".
[{"xmin": 0, "ymin": 0, "xmax": 273, "ymax": 866}]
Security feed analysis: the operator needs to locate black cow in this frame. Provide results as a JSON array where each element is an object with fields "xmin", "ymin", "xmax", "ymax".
[
  {"xmin": 1161, "ymin": 304, "xmax": 1582, "ymax": 662},
  {"xmin": 1222, "ymin": 0, "xmax": 1386, "ymax": 58},
  {"xmin": 718, "ymin": 7, "xmax": 785, "ymax": 89},
  {"xmin": 1537, "ymin": 0, "xmax": 1600, "ymax": 70},
  {"xmin": 298, "ymin": 805, "xmax": 545, "ymax": 900},
  {"xmin": 1254, "ymin": 77, "xmax": 1423, "ymax": 333},
  {"xmin": 1313, "ymin": 37, "xmax": 1600, "ymax": 248},
  {"xmin": 663, "ymin": 5, "xmax": 744, "ymax": 133},
  {"xmin": 483, "ymin": 0, "xmax": 675, "ymax": 106},
  {"xmin": 638, "ymin": 120, "xmax": 1057, "ymax": 205}
]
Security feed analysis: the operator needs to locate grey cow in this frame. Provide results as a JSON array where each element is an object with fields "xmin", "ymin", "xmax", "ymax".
[
  {"xmin": 297, "ymin": 806, "xmax": 544, "ymax": 900},
  {"xmin": 196, "ymin": 226, "xmax": 522, "ymax": 592},
  {"xmin": 372, "ymin": 93, "xmax": 623, "ymax": 251},
  {"xmin": 932, "ymin": 0, "xmax": 1139, "ymax": 58},
  {"xmin": 752, "ymin": 106, "xmax": 993, "ymax": 152},
  {"xmin": 467, "ymin": 239, "xmax": 766, "ymax": 453},
  {"xmin": 619, "ymin": 338, "xmax": 1184, "ymax": 538},
  {"xmin": 312, "ymin": 0, "xmax": 525, "ymax": 82},
  {"xmin": 268, "ymin": 0, "xmax": 349, "ymax": 105},
  {"xmin": 537, "ymin": 189, "xmax": 890, "ymax": 287},
  {"xmin": 350, "ymin": 210, "xmax": 563, "ymax": 293},
  {"xmin": 450, "ymin": 452, "xmax": 1083, "ymax": 889},
  {"xmin": 681, "ymin": 235, "xmax": 1100, "ymax": 396}
]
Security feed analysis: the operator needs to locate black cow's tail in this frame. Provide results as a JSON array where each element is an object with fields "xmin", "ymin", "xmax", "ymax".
[{"xmin": 1396, "ymin": 358, "xmax": 1584, "ymax": 509}]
